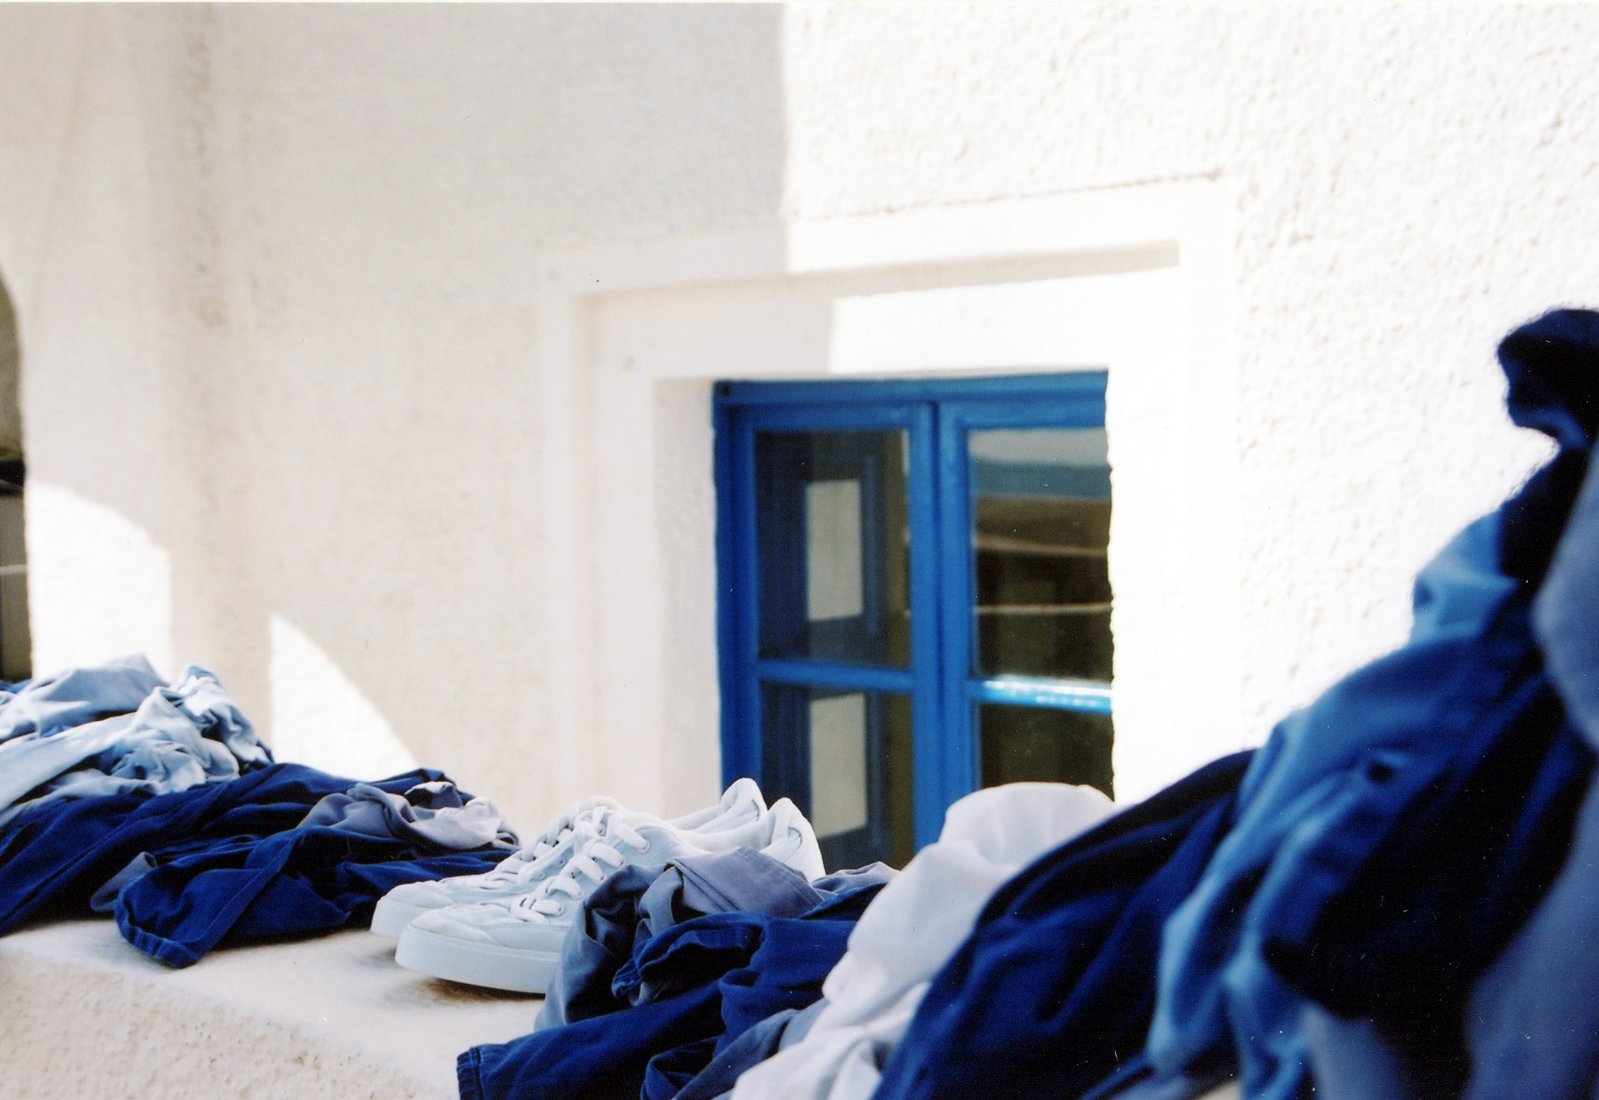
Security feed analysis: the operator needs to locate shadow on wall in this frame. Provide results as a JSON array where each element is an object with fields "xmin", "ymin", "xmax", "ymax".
[{"xmin": 6, "ymin": 3, "xmax": 792, "ymax": 823}]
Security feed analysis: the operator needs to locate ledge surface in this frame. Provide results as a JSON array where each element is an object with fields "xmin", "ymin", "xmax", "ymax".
[
  {"xmin": 0, "ymin": 917, "xmax": 1246, "ymax": 1099},
  {"xmin": 0, "ymin": 918, "xmax": 542, "ymax": 1099}
]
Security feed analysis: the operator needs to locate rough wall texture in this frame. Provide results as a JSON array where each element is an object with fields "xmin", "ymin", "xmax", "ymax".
[
  {"xmin": 0, "ymin": 3, "xmax": 1593, "ymax": 828},
  {"xmin": 778, "ymin": 2, "xmax": 1593, "ymax": 730},
  {"xmin": 0, "ymin": 3, "xmax": 788, "ymax": 820}
]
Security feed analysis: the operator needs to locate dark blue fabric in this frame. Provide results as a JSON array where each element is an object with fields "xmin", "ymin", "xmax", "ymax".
[
  {"xmin": 0, "ymin": 763, "xmax": 372, "ymax": 933},
  {"xmin": 0, "ymin": 763, "xmax": 504, "ymax": 966},
  {"xmin": 1259, "ymin": 690, "xmax": 1590, "ymax": 1094},
  {"xmin": 115, "ymin": 825, "xmax": 503, "ymax": 967},
  {"xmin": 1078, "ymin": 1055, "xmax": 1235, "ymax": 1100},
  {"xmin": 1148, "ymin": 517, "xmax": 1531, "ymax": 1098},
  {"xmin": 458, "ymin": 884, "xmax": 882, "ymax": 1100},
  {"xmin": 1246, "ymin": 313, "xmax": 1599, "ymax": 1096},
  {"xmin": 537, "ymin": 847, "xmax": 848, "ymax": 1032},
  {"xmin": 871, "ymin": 750, "xmax": 1252, "ymax": 1100},
  {"xmin": 460, "ymin": 985, "xmax": 724, "ymax": 1100}
]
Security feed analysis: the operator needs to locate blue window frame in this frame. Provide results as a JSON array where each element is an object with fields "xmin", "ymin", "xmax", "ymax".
[{"xmin": 714, "ymin": 373, "xmax": 1111, "ymax": 866}]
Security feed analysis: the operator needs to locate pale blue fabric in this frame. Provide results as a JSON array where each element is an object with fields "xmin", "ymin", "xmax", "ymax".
[
  {"xmin": 0, "ymin": 665, "xmax": 270, "ymax": 826},
  {"xmin": 1462, "ymin": 778, "xmax": 1599, "ymax": 1099},
  {"xmin": 1301, "ymin": 1005, "xmax": 1410, "ymax": 1100},
  {"xmin": 1146, "ymin": 517, "xmax": 1522, "ymax": 1099},
  {"xmin": 0, "ymin": 653, "xmax": 164, "ymax": 745}
]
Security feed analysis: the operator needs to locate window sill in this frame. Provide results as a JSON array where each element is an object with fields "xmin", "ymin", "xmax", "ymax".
[{"xmin": 0, "ymin": 918, "xmax": 540, "ymax": 1098}]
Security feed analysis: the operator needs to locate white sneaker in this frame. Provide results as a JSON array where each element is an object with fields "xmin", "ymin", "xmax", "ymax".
[
  {"xmin": 393, "ymin": 797, "xmax": 824, "ymax": 994},
  {"xmin": 370, "ymin": 778, "xmax": 764, "ymax": 938}
]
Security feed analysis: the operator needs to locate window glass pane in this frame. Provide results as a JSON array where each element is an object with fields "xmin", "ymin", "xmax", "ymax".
[
  {"xmin": 977, "ymin": 703, "xmax": 1113, "ymax": 798},
  {"xmin": 756, "ymin": 430, "xmax": 910, "ymax": 667},
  {"xmin": 761, "ymin": 683, "xmax": 915, "ymax": 868},
  {"xmin": 970, "ymin": 427, "xmax": 1111, "ymax": 680},
  {"xmin": 809, "ymin": 692, "xmax": 868, "ymax": 836},
  {"xmin": 0, "ymin": 491, "xmax": 28, "ymax": 682},
  {"xmin": 805, "ymin": 480, "xmax": 863, "ymax": 621}
]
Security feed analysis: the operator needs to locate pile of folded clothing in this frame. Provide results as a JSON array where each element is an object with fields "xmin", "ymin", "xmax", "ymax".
[
  {"xmin": 374, "ymin": 774, "xmax": 1114, "ymax": 1099},
  {"xmin": 0, "ymin": 658, "xmax": 519, "ymax": 965}
]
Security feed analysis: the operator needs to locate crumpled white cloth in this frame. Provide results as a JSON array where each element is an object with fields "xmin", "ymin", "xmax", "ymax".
[{"xmin": 731, "ymin": 781, "xmax": 1116, "ymax": 1100}]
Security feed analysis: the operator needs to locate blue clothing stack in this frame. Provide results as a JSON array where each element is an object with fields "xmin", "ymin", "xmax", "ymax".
[
  {"xmin": 460, "ymin": 857, "xmax": 895, "ymax": 1100},
  {"xmin": 0, "ymin": 662, "xmax": 515, "ymax": 966}
]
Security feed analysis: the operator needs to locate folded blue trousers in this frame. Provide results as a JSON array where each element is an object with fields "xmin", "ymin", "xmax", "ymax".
[{"xmin": 116, "ymin": 823, "xmax": 505, "ymax": 967}]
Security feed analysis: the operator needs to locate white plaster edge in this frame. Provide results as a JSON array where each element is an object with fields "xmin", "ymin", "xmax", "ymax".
[{"xmin": 533, "ymin": 179, "xmax": 1244, "ymax": 806}]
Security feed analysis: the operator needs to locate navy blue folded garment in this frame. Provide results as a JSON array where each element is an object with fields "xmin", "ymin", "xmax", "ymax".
[
  {"xmin": 871, "ymin": 750, "xmax": 1251, "ymax": 1100},
  {"xmin": 0, "ymin": 763, "xmax": 504, "ymax": 965},
  {"xmin": 0, "ymin": 763, "xmax": 369, "ymax": 933},
  {"xmin": 115, "ymin": 826, "xmax": 504, "ymax": 967},
  {"xmin": 458, "ymin": 884, "xmax": 882, "ymax": 1100}
]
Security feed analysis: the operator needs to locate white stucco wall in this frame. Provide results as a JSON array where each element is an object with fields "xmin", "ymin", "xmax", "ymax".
[{"xmin": 0, "ymin": 3, "xmax": 1592, "ymax": 828}]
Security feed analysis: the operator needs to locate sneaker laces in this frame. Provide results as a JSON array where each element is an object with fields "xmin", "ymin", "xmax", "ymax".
[
  {"xmin": 483, "ymin": 802, "xmax": 613, "ymax": 886},
  {"xmin": 510, "ymin": 813, "xmax": 650, "ymax": 922}
]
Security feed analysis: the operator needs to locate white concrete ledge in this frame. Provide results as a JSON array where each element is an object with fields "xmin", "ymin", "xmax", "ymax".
[
  {"xmin": 0, "ymin": 918, "xmax": 542, "ymax": 1099},
  {"xmin": 0, "ymin": 917, "xmax": 1245, "ymax": 1099}
]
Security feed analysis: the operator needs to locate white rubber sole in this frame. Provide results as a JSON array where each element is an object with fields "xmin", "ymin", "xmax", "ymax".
[
  {"xmin": 394, "ymin": 923, "xmax": 560, "ymax": 994},
  {"xmin": 369, "ymin": 895, "xmax": 427, "ymax": 939}
]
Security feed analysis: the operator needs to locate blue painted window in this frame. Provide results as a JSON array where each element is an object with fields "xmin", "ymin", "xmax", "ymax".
[{"xmin": 714, "ymin": 374, "xmax": 1111, "ymax": 867}]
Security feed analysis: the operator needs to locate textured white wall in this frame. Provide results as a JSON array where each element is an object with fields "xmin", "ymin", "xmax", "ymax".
[
  {"xmin": 778, "ymin": 3, "xmax": 1590, "ymax": 732},
  {"xmin": 0, "ymin": 4, "xmax": 788, "ymax": 821},
  {"xmin": 0, "ymin": 3, "xmax": 1593, "ymax": 830}
]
